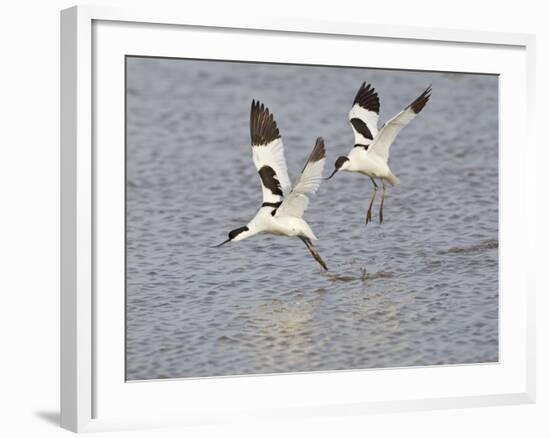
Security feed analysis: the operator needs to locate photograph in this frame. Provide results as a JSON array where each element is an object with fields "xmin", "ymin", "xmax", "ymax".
[{"xmin": 125, "ymin": 56, "xmax": 498, "ymax": 380}]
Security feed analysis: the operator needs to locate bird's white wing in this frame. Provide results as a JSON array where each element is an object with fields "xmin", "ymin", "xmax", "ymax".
[
  {"xmin": 276, "ymin": 137, "xmax": 326, "ymax": 218},
  {"xmin": 250, "ymin": 100, "xmax": 292, "ymax": 205},
  {"xmin": 348, "ymin": 82, "xmax": 380, "ymax": 149},
  {"xmin": 368, "ymin": 86, "xmax": 432, "ymax": 162}
]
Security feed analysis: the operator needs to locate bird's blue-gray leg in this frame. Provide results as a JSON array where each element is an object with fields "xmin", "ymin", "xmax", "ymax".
[
  {"xmin": 366, "ymin": 177, "xmax": 378, "ymax": 225},
  {"xmin": 379, "ymin": 183, "xmax": 386, "ymax": 224},
  {"xmin": 299, "ymin": 236, "xmax": 328, "ymax": 271}
]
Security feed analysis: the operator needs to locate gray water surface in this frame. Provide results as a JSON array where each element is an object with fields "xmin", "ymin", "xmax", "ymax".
[{"xmin": 125, "ymin": 57, "xmax": 498, "ymax": 380}]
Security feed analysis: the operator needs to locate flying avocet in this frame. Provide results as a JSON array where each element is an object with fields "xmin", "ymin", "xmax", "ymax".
[
  {"xmin": 326, "ymin": 82, "xmax": 432, "ymax": 224},
  {"xmin": 214, "ymin": 100, "xmax": 328, "ymax": 271}
]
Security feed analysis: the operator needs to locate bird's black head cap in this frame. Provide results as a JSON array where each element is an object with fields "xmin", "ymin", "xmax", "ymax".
[
  {"xmin": 213, "ymin": 226, "xmax": 250, "ymax": 248},
  {"xmin": 325, "ymin": 156, "xmax": 349, "ymax": 180},
  {"xmin": 228, "ymin": 226, "xmax": 249, "ymax": 240},
  {"xmin": 335, "ymin": 156, "xmax": 350, "ymax": 170}
]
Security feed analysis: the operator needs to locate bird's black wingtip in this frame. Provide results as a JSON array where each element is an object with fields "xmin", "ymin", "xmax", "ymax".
[
  {"xmin": 310, "ymin": 137, "xmax": 326, "ymax": 162},
  {"xmin": 410, "ymin": 85, "xmax": 432, "ymax": 114},
  {"xmin": 250, "ymin": 99, "xmax": 280, "ymax": 146},
  {"xmin": 315, "ymin": 136, "xmax": 325, "ymax": 149},
  {"xmin": 300, "ymin": 136, "xmax": 326, "ymax": 173},
  {"xmin": 353, "ymin": 81, "xmax": 380, "ymax": 114}
]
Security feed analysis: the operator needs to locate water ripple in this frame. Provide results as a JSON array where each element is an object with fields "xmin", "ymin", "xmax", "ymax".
[{"xmin": 125, "ymin": 58, "xmax": 498, "ymax": 380}]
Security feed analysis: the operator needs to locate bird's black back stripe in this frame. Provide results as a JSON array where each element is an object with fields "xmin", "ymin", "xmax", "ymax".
[
  {"xmin": 258, "ymin": 165, "xmax": 283, "ymax": 196},
  {"xmin": 262, "ymin": 201, "xmax": 282, "ymax": 216},
  {"xmin": 353, "ymin": 143, "xmax": 369, "ymax": 150},
  {"xmin": 353, "ymin": 82, "xmax": 380, "ymax": 114},
  {"xmin": 350, "ymin": 118, "xmax": 373, "ymax": 140},
  {"xmin": 250, "ymin": 100, "xmax": 281, "ymax": 145},
  {"xmin": 409, "ymin": 86, "xmax": 432, "ymax": 114},
  {"xmin": 261, "ymin": 201, "xmax": 282, "ymax": 208}
]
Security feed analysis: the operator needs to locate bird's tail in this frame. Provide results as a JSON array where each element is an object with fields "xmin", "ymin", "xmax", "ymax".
[{"xmin": 386, "ymin": 172, "xmax": 400, "ymax": 187}]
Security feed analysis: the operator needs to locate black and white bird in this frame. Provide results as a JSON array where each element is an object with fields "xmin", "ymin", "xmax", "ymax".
[
  {"xmin": 326, "ymin": 82, "xmax": 432, "ymax": 224},
  {"xmin": 214, "ymin": 100, "xmax": 328, "ymax": 271}
]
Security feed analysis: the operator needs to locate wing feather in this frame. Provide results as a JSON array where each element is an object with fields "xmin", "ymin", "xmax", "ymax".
[
  {"xmin": 348, "ymin": 82, "xmax": 380, "ymax": 148},
  {"xmin": 276, "ymin": 137, "xmax": 326, "ymax": 218},
  {"xmin": 250, "ymin": 100, "xmax": 292, "ymax": 204},
  {"xmin": 367, "ymin": 86, "xmax": 431, "ymax": 162}
]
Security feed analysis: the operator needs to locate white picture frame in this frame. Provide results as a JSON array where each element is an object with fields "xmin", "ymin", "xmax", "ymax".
[{"xmin": 60, "ymin": 4, "xmax": 536, "ymax": 433}]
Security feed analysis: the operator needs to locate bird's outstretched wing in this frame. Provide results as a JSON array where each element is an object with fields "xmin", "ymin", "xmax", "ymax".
[
  {"xmin": 250, "ymin": 100, "xmax": 292, "ymax": 204},
  {"xmin": 348, "ymin": 82, "xmax": 380, "ymax": 148},
  {"xmin": 368, "ymin": 86, "xmax": 432, "ymax": 162},
  {"xmin": 277, "ymin": 137, "xmax": 326, "ymax": 218}
]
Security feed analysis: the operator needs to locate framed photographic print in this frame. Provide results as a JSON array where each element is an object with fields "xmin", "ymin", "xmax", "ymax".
[{"xmin": 61, "ymin": 5, "xmax": 536, "ymax": 433}]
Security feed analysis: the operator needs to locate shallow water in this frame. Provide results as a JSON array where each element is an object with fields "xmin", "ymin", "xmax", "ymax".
[{"xmin": 125, "ymin": 57, "xmax": 498, "ymax": 380}]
